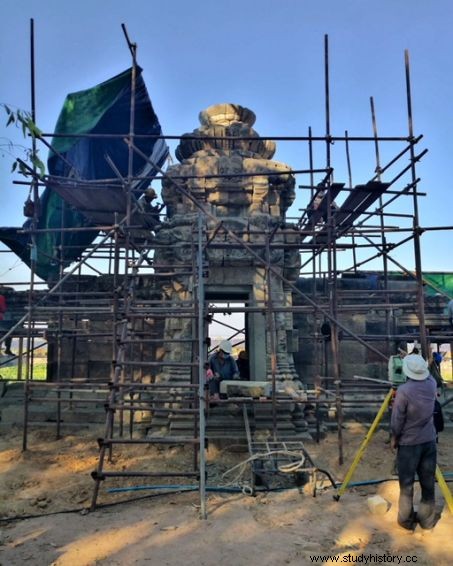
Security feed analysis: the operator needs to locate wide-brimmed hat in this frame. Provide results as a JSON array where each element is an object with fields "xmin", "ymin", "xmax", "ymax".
[
  {"xmin": 218, "ymin": 340, "xmax": 232, "ymax": 354},
  {"xmin": 402, "ymin": 353, "xmax": 429, "ymax": 381}
]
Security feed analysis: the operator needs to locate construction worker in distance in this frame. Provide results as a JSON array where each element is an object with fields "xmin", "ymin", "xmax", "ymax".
[
  {"xmin": 208, "ymin": 340, "xmax": 239, "ymax": 402},
  {"xmin": 390, "ymin": 353, "xmax": 439, "ymax": 531},
  {"xmin": 141, "ymin": 187, "xmax": 164, "ymax": 223}
]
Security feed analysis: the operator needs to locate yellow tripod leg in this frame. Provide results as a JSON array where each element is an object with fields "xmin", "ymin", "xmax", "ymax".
[
  {"xmin": 334, "ymin": 388, "xmax": 394, "ymax": 500},
  {"xmin": 436, "ymin": 465, "xmax": 453, "ymax": 514}
]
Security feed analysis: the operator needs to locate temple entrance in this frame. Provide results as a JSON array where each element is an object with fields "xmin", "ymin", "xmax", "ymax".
[{"xmin": 206, "ymin": 291, "xmax": 249, "ymax": 380}]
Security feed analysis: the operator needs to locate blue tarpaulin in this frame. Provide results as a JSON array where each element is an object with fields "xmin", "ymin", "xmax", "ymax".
[{"xmin": 0, "ymin": 67, "xmax": 168, "ymax": 281}]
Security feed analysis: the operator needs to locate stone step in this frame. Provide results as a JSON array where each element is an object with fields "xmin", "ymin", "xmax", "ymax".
[{"xmin": 0, "ymin": 381, "xmax": 25, "ymax": 398}]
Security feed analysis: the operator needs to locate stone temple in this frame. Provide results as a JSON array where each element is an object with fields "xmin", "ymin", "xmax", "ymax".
[
  {"xmin": 154, "ymin": 103, "xmax": 302, "ymax": 391},
  {"xmin": 2, "ymin": 103, "xmax": 451, "ymax": 441}
]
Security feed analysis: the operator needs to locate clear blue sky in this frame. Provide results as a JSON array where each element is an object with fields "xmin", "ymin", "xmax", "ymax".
[{"xmin": 1, "ymin": 0, "xmax": 452, "ymax": 284}]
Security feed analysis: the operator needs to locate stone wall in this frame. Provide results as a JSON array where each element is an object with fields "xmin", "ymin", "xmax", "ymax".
[
  {"xmin": 294, "ymin": 274, "xmax": 451, "ymax": 385},
  {"xmin": 6, "ymin": 271, "xmax": 450, "ymax": 390}
]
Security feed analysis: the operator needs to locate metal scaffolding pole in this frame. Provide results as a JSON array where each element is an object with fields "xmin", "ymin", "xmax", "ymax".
[
  {"xmin": 370, "ymin": 96, "xmax": 391, "ymax": 357},
  {"xmin": 23, "ymin": 18, "xmax": 38, "ymax": 451},
  {"xmin": 405, "ymin": 50, "xmax": 428, "ymax": 358},
  {"xmin": 196, "ymin": 213, "xmax": 207, "ymax": 519}
]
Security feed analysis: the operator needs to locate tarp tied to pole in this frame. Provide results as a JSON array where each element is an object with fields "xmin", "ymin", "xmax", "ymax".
[
  {"xmin": 48, "ymin": 66, "xmax": 168, "ymax": 182},
  {"xmin": 0, "ymin": 67, "xmax": 169, "ymax": 281}
]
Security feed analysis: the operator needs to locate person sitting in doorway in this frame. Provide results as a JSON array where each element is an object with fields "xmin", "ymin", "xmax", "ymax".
[
  {"xmin": 208, "ymin": 340, "xmax": 239, "ymax": 401},
  {"xmin": 236, "ymin": 350, "xmax": 250, "ymax": 380}
]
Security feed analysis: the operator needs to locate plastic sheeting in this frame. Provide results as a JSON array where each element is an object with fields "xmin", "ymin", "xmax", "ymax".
[{"xmin": 0, "ymin": 67, "xmax": 168, "ymax": 281}]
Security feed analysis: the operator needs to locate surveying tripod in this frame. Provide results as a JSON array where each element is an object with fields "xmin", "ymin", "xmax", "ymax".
[{"xmin": 333, "ymin": 387, "xmax": 453, "ymax": 514}]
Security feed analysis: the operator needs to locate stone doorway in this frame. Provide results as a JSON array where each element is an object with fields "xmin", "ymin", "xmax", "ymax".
[{"xmin": 206, "ymin": 290, "xmax": 247, "ymax": 369}]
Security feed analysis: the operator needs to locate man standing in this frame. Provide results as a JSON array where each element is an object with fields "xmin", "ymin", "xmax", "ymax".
[
  {"xmin": 208, "ymin": 340, "xmax": 239, "ymax": 401},
  {"xmin": 391, "ymin": 353, "xmax": 438, "ymax": 531}
]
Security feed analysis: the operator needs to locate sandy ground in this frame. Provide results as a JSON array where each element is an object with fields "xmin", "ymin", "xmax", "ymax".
[{"xmin": 0, "ymin": 425, "xmax": 452, "ymax": 566}]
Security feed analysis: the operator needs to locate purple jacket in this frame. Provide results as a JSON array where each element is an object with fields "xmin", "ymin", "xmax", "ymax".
[{"xmin": 391, "ymin": 375, "xmax": 437, "ymax": 445}]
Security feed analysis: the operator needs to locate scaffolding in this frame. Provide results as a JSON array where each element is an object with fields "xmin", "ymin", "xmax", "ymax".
[{"xmin": 1, "ymin": 23, "xmax": 453, "ymax": 518}]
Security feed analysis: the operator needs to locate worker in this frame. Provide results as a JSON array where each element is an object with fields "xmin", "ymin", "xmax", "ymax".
[
  {"xmin": 140, "ymin": 187, "xmax": 164, "ymax": 223},
  {"xmin": 433, "ymin": 351, "xmax": 443, "ymax": 369},
  {"xmin": 391, "ymin": 353, "xmax": 438, "ymax": 531},
  {"xmin": 429, "ymin": 351, "xmax": 444, "ymax": 387},
  {"xmin": 236, "ymin": 350, "xmax": 250, "ymax": 380},
  {"xmin": 208, "ymin": 340, "xmax": 239, "ymax": 401}
]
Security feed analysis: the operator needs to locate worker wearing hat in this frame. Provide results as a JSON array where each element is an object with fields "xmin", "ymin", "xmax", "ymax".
[
  {"xmin": 391, "ymin": 353, "xmax": 438, "ymax": 531},
  {"xmin": 141, "ymin": 186, "xmax": 163, "ymax": 222},
  {"xmin": 207, "ymin": 340, "xmax": 239, "ymax": 401}
]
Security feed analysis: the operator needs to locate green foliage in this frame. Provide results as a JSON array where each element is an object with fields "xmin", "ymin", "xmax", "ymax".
[
  {"xmin": 0, "ymin": 362, "xmax": 47, "ymax": 381},
  {"xmin": 1, "ymin": 103, "xmax": 46, "ymax": 179}
]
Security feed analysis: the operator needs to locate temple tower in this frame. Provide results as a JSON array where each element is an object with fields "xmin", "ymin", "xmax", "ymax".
[{"xmin": 154, "ymin": 103, "xmax": 301, "ymax": 388}]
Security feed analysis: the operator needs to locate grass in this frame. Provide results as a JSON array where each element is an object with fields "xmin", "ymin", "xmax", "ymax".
[{"xmin": 0, "ymin": 362, "xmax": 47, "ymax": 381}]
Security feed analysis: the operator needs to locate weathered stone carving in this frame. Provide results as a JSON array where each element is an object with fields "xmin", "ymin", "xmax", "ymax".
[
  {"xmin": 155, "ymin": 103, "xmax": 301, "ymax": 388},
  {"xmin": 162, "ymin": 103, "xmax": 295, "ymax": 221}
]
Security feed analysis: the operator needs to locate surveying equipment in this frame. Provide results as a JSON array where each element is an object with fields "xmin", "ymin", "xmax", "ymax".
[
  {"xmin": 333, "ymin": 387, "xmax": 453, "ymax": 514},
  {"xmin": 388, "ymin": 355, "xmax": 406, "ymax": 385}
]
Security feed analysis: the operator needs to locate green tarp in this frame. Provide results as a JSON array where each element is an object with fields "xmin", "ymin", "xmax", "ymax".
[
  {"xmin": 0, "ymin": 67, "xmax": 168, "ymax": 281},
  {"xmin": 422, "ymin": 273, "xmax": 453, "ymax": 298}
]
